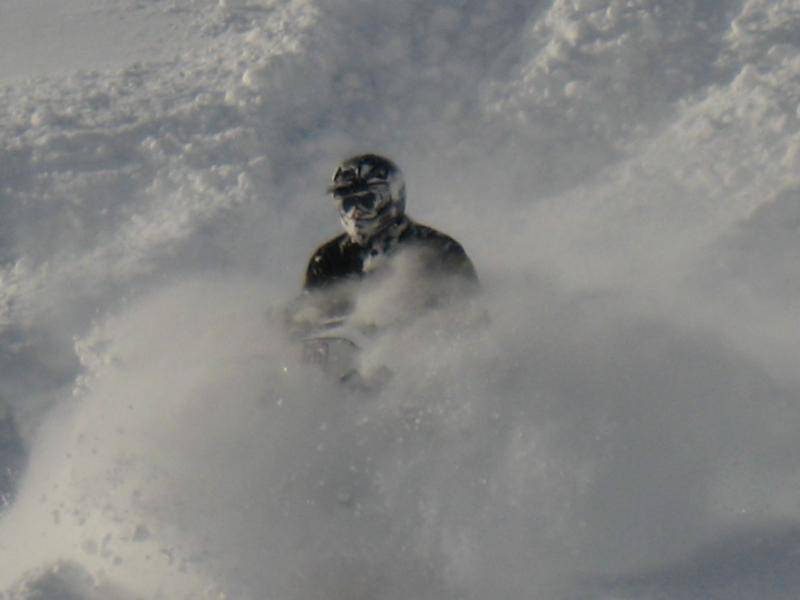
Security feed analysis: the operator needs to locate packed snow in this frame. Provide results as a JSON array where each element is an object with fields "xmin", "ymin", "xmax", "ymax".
[{"xmin": 2, "ymin": 0, "xmax": 800, "ymax": 598}]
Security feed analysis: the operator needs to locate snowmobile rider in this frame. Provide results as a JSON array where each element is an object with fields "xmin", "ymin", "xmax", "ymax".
[{"xmin": 290, "ymin": 153, "xmax": 480, "ymax": 332}]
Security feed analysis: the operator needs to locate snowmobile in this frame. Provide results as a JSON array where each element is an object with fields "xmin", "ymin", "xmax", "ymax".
[{"xmin": 296, "ymin": 317, "xmax": 393, "ymax": 393}]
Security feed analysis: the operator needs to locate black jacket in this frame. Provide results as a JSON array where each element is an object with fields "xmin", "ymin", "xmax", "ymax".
[
  {"xmin": 304, "ymin": 217, "xmax": 478, "ymax": 292},
  {"xmin": 288, "ymin": 217, "xmax": 481, "ymax": 338}
]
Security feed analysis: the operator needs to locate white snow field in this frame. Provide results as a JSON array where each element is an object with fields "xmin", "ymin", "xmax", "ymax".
[{"xmin": 2, "ymin": 0, "xmax": 800, "ymax": 598}]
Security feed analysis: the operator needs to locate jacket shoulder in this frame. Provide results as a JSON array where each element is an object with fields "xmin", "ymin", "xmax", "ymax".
[
  {"xmin": 404, "ymin": 221, "xmax": 479, "ymax": 284},
  {"xmin": 304, "ymin": 233, "xmax": 355, "ymax": 290},
  {"xmin": 404, "ymin": 222, "xmax": 467, "ymax": 257},
  {"xmin": 417, "ymin": 222, "xmax": 457, "ymax": 240},
  {"xmin": 310, "ymin": 233, "xmax": 349, "ymax": 261}
]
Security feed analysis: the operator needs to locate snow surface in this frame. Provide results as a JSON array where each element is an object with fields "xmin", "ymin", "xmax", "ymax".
[{"xmin": 2, "ymin": 0, "xmax": 800, "ymax": 598}]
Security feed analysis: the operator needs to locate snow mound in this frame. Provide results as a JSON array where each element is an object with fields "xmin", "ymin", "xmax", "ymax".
[{"xmin": 2, "ymin": 0, "xmax": 800, "ymax": 598}]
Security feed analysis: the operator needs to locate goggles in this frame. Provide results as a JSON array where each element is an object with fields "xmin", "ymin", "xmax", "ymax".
[{"xmin": 330, "ymin": 183, "xmax": 389, "ymax": 213}]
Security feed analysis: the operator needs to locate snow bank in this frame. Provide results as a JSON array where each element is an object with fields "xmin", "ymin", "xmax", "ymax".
[{"xmin": 1, "ymin": 0, "xmax": 800, "ymax": 598}]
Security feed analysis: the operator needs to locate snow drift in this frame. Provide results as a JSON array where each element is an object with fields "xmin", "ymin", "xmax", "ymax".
[{"xmin": 2, "ymin": 0, "xmax": 800, "ymax": 598}]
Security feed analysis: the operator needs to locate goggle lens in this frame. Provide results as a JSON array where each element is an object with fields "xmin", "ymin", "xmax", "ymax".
[
  {"xmin": 331, "ymin": 183, "xmax": 389, "ymax": 213},
  {"xmin": 337, "ymin": 191, "xmax": 378, "ymax": 212}
]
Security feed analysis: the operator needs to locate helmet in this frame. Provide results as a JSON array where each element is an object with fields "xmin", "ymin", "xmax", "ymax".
[{"xmin": 328, "ymin": 154, "xmax": 406, "ymax": 245}]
